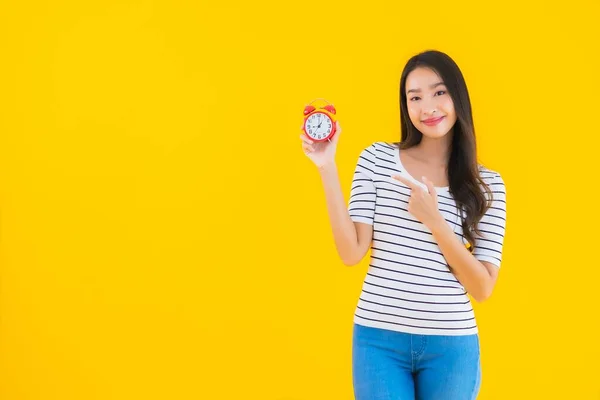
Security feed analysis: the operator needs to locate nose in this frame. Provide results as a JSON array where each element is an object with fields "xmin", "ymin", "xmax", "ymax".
[{"xmin": 422, "ymin": 100, "xmax": 439, "ymax": 116}]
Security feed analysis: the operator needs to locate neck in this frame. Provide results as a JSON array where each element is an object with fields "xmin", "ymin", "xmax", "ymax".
[{"xmin": 415, "ymin": 133, "xmax": 453, "ymax": 166}]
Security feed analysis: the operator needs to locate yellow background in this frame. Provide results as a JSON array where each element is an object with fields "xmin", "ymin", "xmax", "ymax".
[{"xmin": 1, "ymin": 1, "xmax": 599, "ymax": 399}]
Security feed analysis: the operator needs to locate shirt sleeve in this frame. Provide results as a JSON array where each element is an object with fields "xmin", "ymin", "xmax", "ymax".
[
  {"xmin": 472, "ymin": 173, "xmax": 507, "ymax": 267},
  {"xmin": 348, "ymin": 144, "xmax": 377, "ymax": 225}
]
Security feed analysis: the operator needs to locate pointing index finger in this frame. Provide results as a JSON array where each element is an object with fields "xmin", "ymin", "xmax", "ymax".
[
  {"xmin": 391, "ymin": 174, "xmax": 417, "ymax": 190},
  {"xmin": 390, "ymin": 174, "xmax": 428, "ymax": 193}
]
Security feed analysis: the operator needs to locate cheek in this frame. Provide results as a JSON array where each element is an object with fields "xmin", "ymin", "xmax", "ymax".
[
  {"xmin": 441, "ymin": 98, "xmax": 455, "ymax": 116},
  {"xmin": 407, "ymin": 103, "xmax": 420, "ymax": 121}
]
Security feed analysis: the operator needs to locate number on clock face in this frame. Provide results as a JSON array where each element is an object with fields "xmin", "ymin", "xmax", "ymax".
[{"xmin": 305, "ymin": 112, "xmax": 333, "ymax": 140}]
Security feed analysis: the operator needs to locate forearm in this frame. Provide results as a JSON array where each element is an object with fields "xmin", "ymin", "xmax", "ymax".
[
  {"xmin": 318, "ymin": 162, "xmax": 361, "ymax": 265},
  {"xmin": 429, "ymin": 217, "xmax": 493, "ymax": 302}
]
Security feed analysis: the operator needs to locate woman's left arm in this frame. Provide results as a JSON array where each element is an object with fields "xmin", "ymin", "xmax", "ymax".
[
  {"xmin": 428, "ymin": 218, "xmax": 499, "ymax": 302},
  {"xmin": 392, "ymin": 174, "xmax": 506, "ymax": 303}
]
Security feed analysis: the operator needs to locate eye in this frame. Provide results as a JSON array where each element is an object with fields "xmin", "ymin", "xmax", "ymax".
[
  {"xmin": 409, "ymin": 96, "xmax": 421, "ymax": 101},
  {"xmin": 435, "ymin": 90, "xmax": 447, "ymax": 96}
]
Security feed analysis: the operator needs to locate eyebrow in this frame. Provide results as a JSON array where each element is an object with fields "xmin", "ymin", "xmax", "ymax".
[{"xmin": 407, "ymin": 82, "xmax": 446, "ymax": 94}]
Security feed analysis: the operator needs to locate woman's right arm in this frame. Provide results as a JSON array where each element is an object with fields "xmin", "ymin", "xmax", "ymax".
[
  {"xmin": 318, "ymin": 162, "xmax": 373, "ymax": 266},
  {"xmin": 300, "ymin": 121, "xmax": 373, "ymax": 266}
]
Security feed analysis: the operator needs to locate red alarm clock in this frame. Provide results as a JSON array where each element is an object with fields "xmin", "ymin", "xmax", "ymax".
[{"xmin": 302, "ymin": 98, "xmax": 337, "ymax": 142}]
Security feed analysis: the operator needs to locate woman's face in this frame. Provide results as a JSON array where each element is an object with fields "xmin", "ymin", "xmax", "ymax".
[{"xmin": 405, "ymin": 67, "xmax": 457, "ymax": 139}]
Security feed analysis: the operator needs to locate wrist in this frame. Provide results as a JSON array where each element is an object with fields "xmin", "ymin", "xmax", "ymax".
[
  {"xmin": 429, "ymin": 214, "xmax": 450, "ymax": 236},
  {"xmin": 318, "ymin": 161, "xmax": 337, "ymax": 174}
]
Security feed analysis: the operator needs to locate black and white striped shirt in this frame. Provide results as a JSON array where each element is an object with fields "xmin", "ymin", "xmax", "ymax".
[{"xmin": 348, "ymin": 142, "xmax": 507, "ymax": 336}]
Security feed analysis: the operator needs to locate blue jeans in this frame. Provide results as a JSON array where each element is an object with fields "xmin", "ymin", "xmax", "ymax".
[{"xmin": 352, "ymin": 323, "xmax": 481, "ymax": 400}]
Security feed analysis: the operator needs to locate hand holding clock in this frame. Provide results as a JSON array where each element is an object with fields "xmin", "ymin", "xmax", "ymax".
[{"xmin": 300, "ymin": 120, "xmax": 341, "ymax": 169}]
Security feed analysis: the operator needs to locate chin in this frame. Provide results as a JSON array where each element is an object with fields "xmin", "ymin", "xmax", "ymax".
[{"xmin": 419, "ymin": 125, "xmax": 453, "ymax": 139}]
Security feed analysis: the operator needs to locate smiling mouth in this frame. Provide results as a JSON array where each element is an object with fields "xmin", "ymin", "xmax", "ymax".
[{"xmin": 422, "ymin": 116, "xmax": 445, "ymax": 126}]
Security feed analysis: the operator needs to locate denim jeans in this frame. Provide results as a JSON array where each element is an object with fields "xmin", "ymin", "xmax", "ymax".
[{"xmin": 352, "ymin": 323, "xmax": 481, "ymax": 400}]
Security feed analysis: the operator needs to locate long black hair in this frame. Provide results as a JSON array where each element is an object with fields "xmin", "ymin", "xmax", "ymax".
[{"xmin": 394, "ymin": 50, "xmax": 492, "ymax": 249}]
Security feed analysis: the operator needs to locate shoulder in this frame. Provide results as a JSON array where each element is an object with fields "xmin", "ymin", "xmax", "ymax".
[
  {"xmin": 478, "ymin": 165, "xmax": 505, "ymax": 187},
  {"xmin": 352, "ymin": 141, "xmax": 396, "ymax": 178},
  {"xmin": 478, "ymin": 164, "xmax": 507, "ymax": 203},
  {"xmin": 356, "ymin": 141, "xmax": 397, "ymax": 163}
]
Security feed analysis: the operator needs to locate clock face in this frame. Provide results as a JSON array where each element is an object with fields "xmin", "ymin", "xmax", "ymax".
[{"xmin": 304, "ymin": 112, "xmax": 333, "ymax": 141}]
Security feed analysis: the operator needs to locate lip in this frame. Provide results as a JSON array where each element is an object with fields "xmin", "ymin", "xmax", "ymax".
[{"xmin": 421, "ymin": 116, "xmax": 445, "ymax": 126}]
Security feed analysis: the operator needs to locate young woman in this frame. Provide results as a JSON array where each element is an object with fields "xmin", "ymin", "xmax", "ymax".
[{"xmin": 300, "ymin": 50, "xmax": 507, "ymax": 400}]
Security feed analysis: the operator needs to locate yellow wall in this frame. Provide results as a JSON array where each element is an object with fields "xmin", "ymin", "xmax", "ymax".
[{"xmin": 1, "ymin": 1, "xmax": 599, "ymax": 399}]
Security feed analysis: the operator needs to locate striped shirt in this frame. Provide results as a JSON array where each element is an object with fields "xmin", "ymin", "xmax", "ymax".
[{"xmin": 348, "ymin": 142, "xmax": 507, "ymax": 336}]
